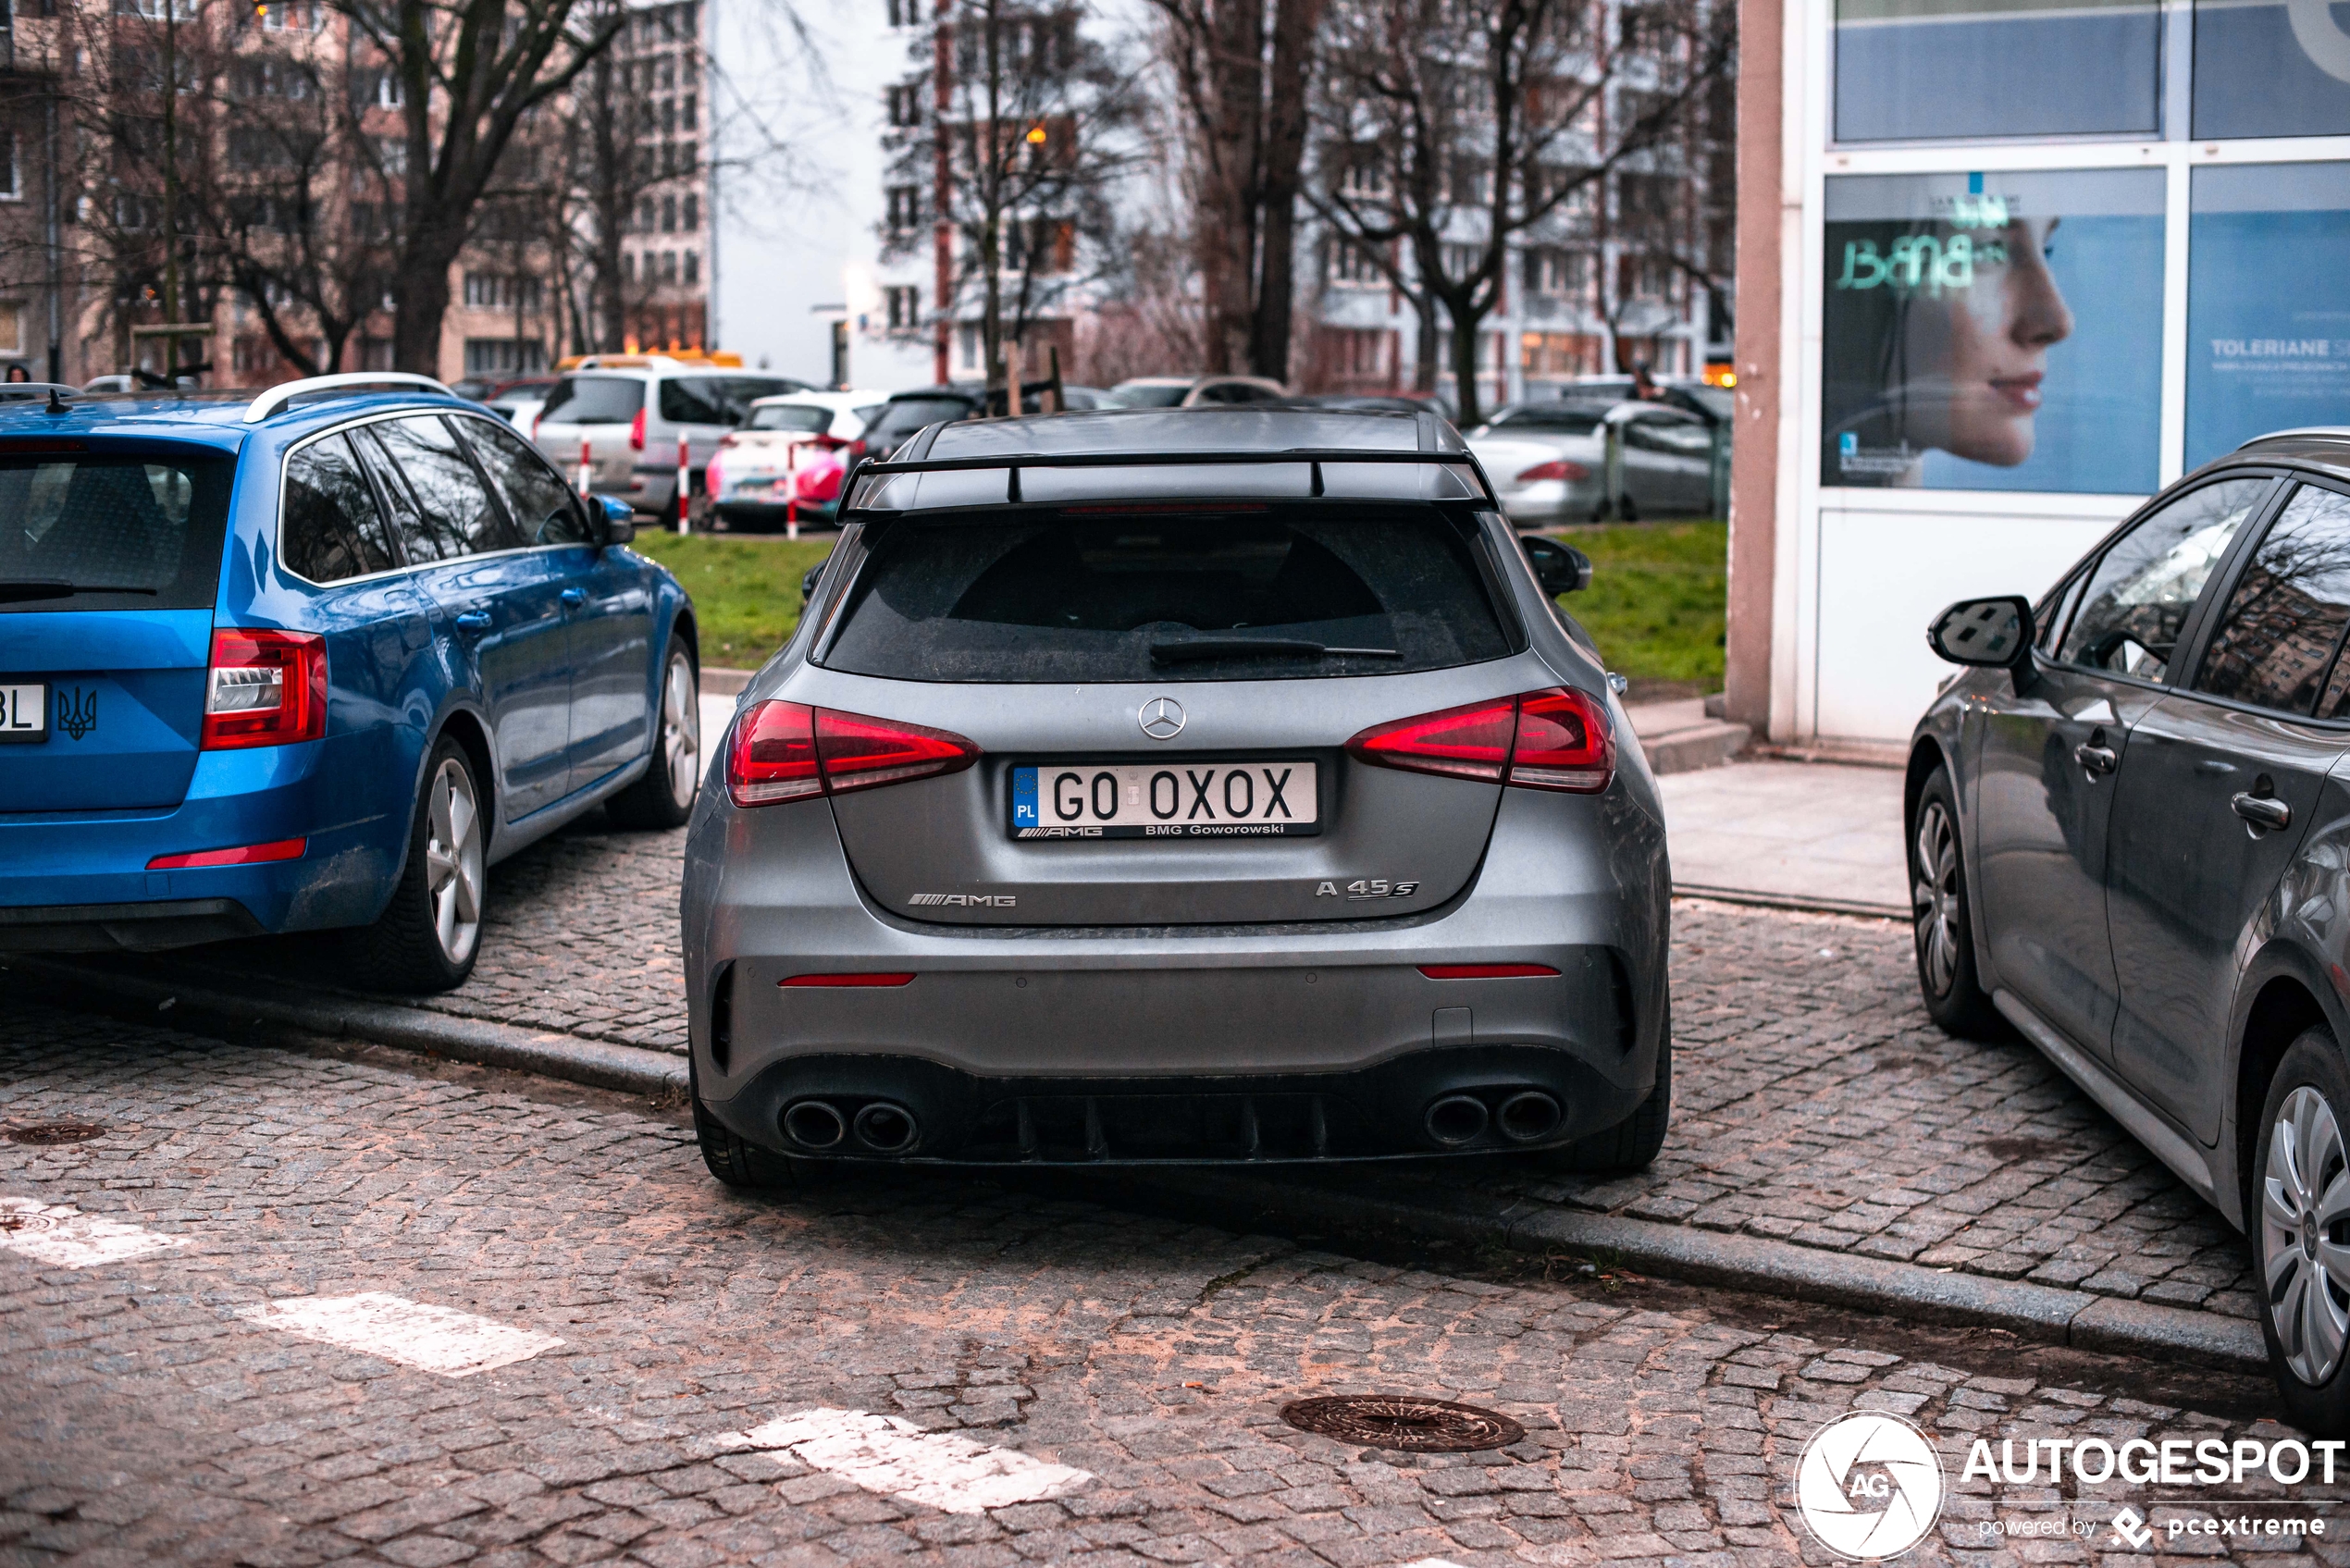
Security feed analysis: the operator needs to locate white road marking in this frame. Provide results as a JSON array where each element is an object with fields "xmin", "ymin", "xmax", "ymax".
[
  {"xmin": 715, "ymin": 1407, "xmax": 1093, "ymax": 1514},
  {"xmin": 233, "ymin": 1292, "xmax": 563, "ymax": 1377},
  {"xmin": 0, "ymin": 1197, "xmax": 189, "ymax": 1269}
]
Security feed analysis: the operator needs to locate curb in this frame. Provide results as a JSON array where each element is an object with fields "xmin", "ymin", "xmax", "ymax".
[
  {"xmin": 1672, "ymin": 884, "xmax": 1910, "ymax": 921},
  {"xmin": 18, "ymin": 957, "xmax": 2266, "ymax": 1377}
]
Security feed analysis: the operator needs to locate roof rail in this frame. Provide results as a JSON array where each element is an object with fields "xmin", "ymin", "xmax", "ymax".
[
  {"xmin": 243, "ymin": 372, "xmax": 451, "ymax": 424},
  {"xmin": 2238, "ymin": 427, "xmax": 2350, "ymax": 448}
]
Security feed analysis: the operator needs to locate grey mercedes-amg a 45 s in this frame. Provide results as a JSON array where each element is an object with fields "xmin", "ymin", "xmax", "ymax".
[{"xmin": 678, "ymin": 407, "xmax": 1671, "ymax": 1182}]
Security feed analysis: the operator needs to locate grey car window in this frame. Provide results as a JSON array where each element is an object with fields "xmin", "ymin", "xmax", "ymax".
[
  {"xmin": 2194, "ymin": 484, "xmax": 2350, "ymax": 717},
  {"xmin": 461, "ymin": 417, "xmax": 592, "ymax": 547},
  {"xmin": 282, "ymin": 433, "xmax": 398, "ymax": 582},
  {"xmin": 370, "ymin": 415, "xmax": 522, "ymax": 561},
  {"xmin": 661, "ymin": 377, "xmax": 728, "ymax": 425},
  {"xmin": 538, "ymin": 377, "xmax": 642, "ymax": 424},
  {"xmin": 823, "ymin": 505, "xmax": 1514, "ymax": 683},
  {"xmin": 2055, "ymin": 477, "xmax": 2272, "ymax": 682}
]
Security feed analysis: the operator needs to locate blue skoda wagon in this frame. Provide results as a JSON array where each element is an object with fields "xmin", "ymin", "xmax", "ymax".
[{"xmin": 0, "ymin": 373, "xmax": 701, "ymax": 991}]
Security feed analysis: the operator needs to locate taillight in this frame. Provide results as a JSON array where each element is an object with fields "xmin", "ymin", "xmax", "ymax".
[
  {"xmin": 1346, "ymin": 687, "xmax": 1612, "ymax": 795},
  {"xmin": 530, "ymin": 413, "xmax": 542, "ymax": 441},
  {"xmin": 797, "ymin": 456, "xmax": 847, "ymax": 503},
  {"xmin": 202, "ymin": 628, "xmax": 326, "ymax": 749},
  {"xmin": 1518, "ymin": 459, "xmax": 1590, "ymax": 483},
  {"xmin": 726, "ymin": 700, "xmax": 980, "ymax": 808},
  {"xmin": 847, "ymin": 439, "xmax": 867, "ymax": 460},
  {"xmin": 629, "ymin": 408, "xmax": 646, "ymax": 451},
  {"xmin": 718, "ymin": 433, "xmax": 740, "ymax": 449},
  {"xmin": 811, "ymin": 432, "xmax": 846, "ymax": 451}
]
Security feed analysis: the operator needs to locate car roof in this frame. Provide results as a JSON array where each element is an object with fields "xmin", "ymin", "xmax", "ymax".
[
  {"xmin": 749, "ymin": 389, "xmax": 882, "ymax": 408},
  {"xmin": 919, "ymin": 405, "xmax": 1462, "ymax": 459},
  {"xmin": 2228, "ymin": 429, "xmax": 2350, "ymax": 485},
  {"xmin": 0, "ymin": 387, "xmax": 478, "ymax": 451}
]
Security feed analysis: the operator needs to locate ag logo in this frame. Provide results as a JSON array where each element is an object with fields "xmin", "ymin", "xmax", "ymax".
[{"xmin": 1792, "ymin": 1411, "xmax": 1945, "ymax": 1560}]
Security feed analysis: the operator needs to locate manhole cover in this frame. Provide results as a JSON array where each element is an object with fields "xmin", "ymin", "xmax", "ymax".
[
  {"xmin": 6, "ymin": 1121, "xmax": 105, "ymax": 1145},
  {"xmin": 1280, "ymin": 1395, "xmax": 1526, "ymax": 1452}
]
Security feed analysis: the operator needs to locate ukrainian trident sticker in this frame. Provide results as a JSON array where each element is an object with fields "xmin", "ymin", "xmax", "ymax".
[{"xmin": 56, "ymin": 686, "xmax": 96, "ymax": 741}]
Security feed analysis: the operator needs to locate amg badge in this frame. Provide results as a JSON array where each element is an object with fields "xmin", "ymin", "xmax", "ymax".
[{"xmin": 909, "ymin": 892, "xmax": 1019, "ymax": 907}]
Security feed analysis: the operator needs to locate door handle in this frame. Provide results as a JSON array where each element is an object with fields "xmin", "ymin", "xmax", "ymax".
[
  {"xmin": 453, "ymin": 610, "xmax": 491, "ymax": 633},
  {"xmin": 2232, "ymin": 793, "xmax": 2293, "ymax": 831},
  {"xmin": 560, "ymin": 587, "xmax": 588, "ymax": 609},
  {"xmin": 2073, "ymin": 743, "xmax": 2119, "ymax": 776}
]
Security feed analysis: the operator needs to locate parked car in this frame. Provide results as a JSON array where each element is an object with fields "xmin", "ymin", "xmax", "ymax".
[
  {"xmin": 1108, "ymin": 375, "xmax": 1292, "ymax": 408},
  {"xmin": 489, "ymin": 389, "xmax": 549, "ymax": 432},
  {"xmin": 0, "ymin": 372, "xmax": 703, "ymax": 992},
  {"xmin": 1466, "ymin": 401, "xmax": 1714, "ymax": 525},
  {"xmin": 709, "ymin": 391, "xmax": 886, "ymax": 531},
  {"xmin": 1913, "ymin": 428, "xmax": 2350, "ymax": 1434},
  {"xmin": 530, "ymin": 356, "xmax": 811, "ymax": 517},
  {"xmin": 678, "ymin": 405, "xmax": 1670, "ymax": 1184},
  {"xmin": 451, "ymin": 375, "xmax": 556, "ymax": 405},
  {"xmin": 1546, "ymin": 374, "xmax": 1733, "ymax": 427},
  {"xmin": 1297, "ymin": 392, "xmax": 1460, "ymax": 422},
  {"xmin": 857, "ymin": 386, "xmax": 990, "ymax": 462}
]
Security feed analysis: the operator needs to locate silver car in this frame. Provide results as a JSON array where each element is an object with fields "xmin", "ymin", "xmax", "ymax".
[
  {"xmin": 679, "ymin": 407, "xmax": 1671, "ymax": 1181},
  {"xmin": 530, "ymin": 358, "xmax": 810, "ymax": 516},
  {"xmin": 1468, "ymin": 401, "xmax": 1718, "ymax": 525}
]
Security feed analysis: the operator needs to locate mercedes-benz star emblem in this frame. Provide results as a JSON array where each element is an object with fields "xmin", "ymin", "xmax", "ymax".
[{"xmin": 1139, "ymin": 697, "xmax": 1186, "ymax": 740}]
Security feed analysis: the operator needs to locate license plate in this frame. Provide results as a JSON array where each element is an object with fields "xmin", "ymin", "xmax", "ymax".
[
  {"xmin": 1011, "ymin": 762, "xmax": 1319, "ymax": 839},
  {"xmin": 0, "ymin": 682, "xmax": 45, "ymax": 743}
]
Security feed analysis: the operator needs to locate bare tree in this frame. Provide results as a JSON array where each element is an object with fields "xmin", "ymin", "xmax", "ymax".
[
  {"xmin": 1141, "ymin": 0, "xmax": 1319, "ymax": 379},
  {"xmin": 1306, "ymin": 0, "xmax": 1732, "ymax": 425},
  {"xmin": 882, "ymin": 0, "xmax": 1141, "ymax": 382}
]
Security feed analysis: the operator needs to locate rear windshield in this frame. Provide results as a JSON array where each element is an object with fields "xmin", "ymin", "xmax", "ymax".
[
  {"xmin": 0, "ymin": 448, "xmax": 236, "ymax": 612},
  {"xmin": 748, "ymin": 403, "xmax": 833, "ymax": 433},
  {"xmin": 867, "ymin": 397, "xmax": 972, "ymax": 443},
  {"xmin": 823, "ymin": 506, "xmax": 1515, "ymax": 683},
  {"xmin": 538, "ymin": 377, "xmax": 644, "ymax": 424}
]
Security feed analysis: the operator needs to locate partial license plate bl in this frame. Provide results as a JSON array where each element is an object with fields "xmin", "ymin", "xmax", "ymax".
[
  {"xmin": 0, "ymin": 682, "xmax": 45, "ymax": 743},
  {"xmin": 1011, "ymin": 761, "xmax": 1319, "ymax": 839}
]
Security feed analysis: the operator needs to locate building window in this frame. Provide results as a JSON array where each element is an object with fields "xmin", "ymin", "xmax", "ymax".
[
  {"xmin": 662, "ymin": 194, "xmax": 677, "ymax": 232},
  {"xmin": 887, "ymin": 82, "xmax": 922, "ymax": 127},
  {"xmin": 683, "ymin": 192, "xmax": 699, "ymax": 230},
  {"xmin": 464, "ymin": 338, "xmax": 548, "ymax": 376},
  {"xmin": 957, "ymin": 321, "xmax": 981, "ymax": 370},
  {"xmin": 624, "ymin": 253, "xmax": 637, "ymax": 283},
  {"xmin": 0, "ymin": 130, "xmax": 18, "ymax": 201},
  {"xmin": 887, "ymin": 0, "xmax": 919, "ymax": 26},
  {"xmin": 637, "ymin": 197, "xmax": 657, "ymax": 233},
  {"xmin": 1834, "ymin": 0, "xmax": 2157, "ymax": 141},
  {"xmin": 885, "ymin": 184, "xmax": 922, "ymax": 230},
  {"xmin": 661, "ymin": 251, "xmax": 677, "ymax": 283},
  {"xmin": 1441, "ymin": 243, "xmax": 1481, "ymax": 282},
  {"xmin": 2186, "ymin": 161, "xmax": 2350, "ymax": 465},
  {"xmin": 462, "ymin": 274, "xmax": 544, "ymax": 310},
  {"xmin": 884, "ymin": 285, "xmax": 919, "ymax": 328},
  {"xmin": 683, "ymin": 250, "xmax": 699, "ymax": 284},
  {"xmin": 259, "ymin": 0, "xmax": 320, "ymax": 29},
  {"xmin": 1330, "ymin": 240, "xmax": 1383, "ymax": 287},
  {"xmin": 0, "ymin": 302, "xmax": 22, "ymax": 356},
  {"xmin": 1524, "ymin": 246, "xmax": 1588, "ymax": 297}
]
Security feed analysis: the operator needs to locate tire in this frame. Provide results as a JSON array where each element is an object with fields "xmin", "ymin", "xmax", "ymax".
[
  {"xmin": 1908, "ymin": 766, "xmax": 2007, "ymax": 1039},
  {"xmin": 690, "ymin": 1058, "xmax": 806, "ymax": 1191},
  {"xmin": 607, "ymin": 636, "xmax": 700, "ymax": 830},
  {"xmin": 347, "ymin": 736, "xmax": 487, "ymax": 994},
  {"xmin": 2255, "ymin": 1030, "xmax": 2350, "ymax": 1438},
  {"xmin": 1529, "ymin": 1037, "xmax": 1672, "ymax": 1175}
]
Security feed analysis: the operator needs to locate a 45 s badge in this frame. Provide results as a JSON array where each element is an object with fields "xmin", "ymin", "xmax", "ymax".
[{"xmin": 1316, "ymin": 879, "xmax": 1420, "ymax": 901}]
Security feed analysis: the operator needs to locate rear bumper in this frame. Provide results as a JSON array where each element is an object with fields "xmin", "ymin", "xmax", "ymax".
[
  {"xmin": 0, "ymin": 897, "xmax": 266, "ymax": 953},
  {"xmin": 681, "ymin": 778, "xmax": 1672, "ymax": 1163}
]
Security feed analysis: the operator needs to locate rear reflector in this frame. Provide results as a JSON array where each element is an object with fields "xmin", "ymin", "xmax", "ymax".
[
  {"xmin": 147, "ymin": 836, "xmax": 306, "ymax": 870},
  {"xmin": 202, "ymin": 628, "xmax": 327, "ymax": 750},
  {"xmin": 727, "ymin": 700, "xmax": 980, "ymax": 808},
  {"xmin": 1418, "ymin": 963, "xmax": 1561, "ymax": 980},
  {"xmin": 779, "ymin": 972, "xmax": 916, "ymax": 988},
  {"xmin": 1346, "ymin": 687, "xmax": 1613, "ymax": 795}
]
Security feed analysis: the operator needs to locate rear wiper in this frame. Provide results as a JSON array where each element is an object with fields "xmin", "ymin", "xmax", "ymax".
[
  {"xmin": 1149, "ymin": 636, "xmax": 1402, "ymax": 663},
  {"xmin": 0, "ymin": 579, "xmax": 158, "ymax": 602}
]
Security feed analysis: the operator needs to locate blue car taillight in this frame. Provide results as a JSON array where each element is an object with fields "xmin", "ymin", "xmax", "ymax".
[{"xmin": 201, "ymin": 627, "xmax": 326, "ymax": 750}]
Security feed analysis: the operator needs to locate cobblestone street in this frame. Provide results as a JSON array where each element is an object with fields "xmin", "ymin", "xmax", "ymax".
[
  {"xmin": 136, "ymin": 810, "xmax": 2257, "ymax": 1327},
  {"xmin": 0, "ymin": 1006, "xmax": 2333, "ymax": 1566}
]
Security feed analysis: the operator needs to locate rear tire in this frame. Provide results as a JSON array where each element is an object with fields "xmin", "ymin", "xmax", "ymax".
[
  {"xmin": 1529, "ymin": 1038, "xmax": 1672, "ymax": 1175},
  {"xmin": 690, "ymin": 1058, "xmax": 818, "ymax": 1191},
  {"xmin": 607, "ymin": 636, "xmax": 700, "ymax": 830},
  {"xmin": 2254, "ymin": 1031, "xmax": 2350, "ymax": 1438},
  {"xmin": 1908, "ymin": 765, "xmax": 2006, "ymax": 1039},
  {"xmin": 347, "ymin": 736, "xmax": 486, "ymax": 994}
]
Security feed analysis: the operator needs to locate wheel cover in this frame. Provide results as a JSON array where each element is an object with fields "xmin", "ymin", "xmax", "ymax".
[
  {"xmin": 424, "ymin": 758, "xmax": 484, "ymax": 966},
  {"xmin": 2264, "ymin": 1084, "xmax": 2350, "ymax": 1385},
  {"xmin": 661, "ymin": 652, "xmax": 700, "ymax": 808},
  {"xmin": 1911, "ymin": 800, "xmax": 1961, "ymax": 998}
]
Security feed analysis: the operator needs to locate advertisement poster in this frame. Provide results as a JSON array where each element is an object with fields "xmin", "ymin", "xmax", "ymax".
[
  {"xmin": 1835, "ymin": 0, "xmax": 2158, "ymax": 142},
  {"xmin": 2185, "ymin": 164, "xmax": 2350, "ymax": 469},
  {"xmin": 2194, "ymin": 0, "xmax": 2350, "ymax": 138},
  {"xmin": 1821, "ymin": 169, "xmax": 2165, "ymax": 494}
]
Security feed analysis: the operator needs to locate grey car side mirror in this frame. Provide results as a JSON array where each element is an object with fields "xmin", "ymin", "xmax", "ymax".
[
  {"xmin": 1522, "ymin": 535, "xmax": 1594, "ymax": 595},
  {"xmin": 801, "ymin": 561, "xmax": 824, "ymax": 606},
  {"xmin": 1928, "ymin": 595, "xmax": 2035, "ymax": 669},
  {"xmin": 592, "ymin": 493, "xmax": 636, "ymax": 546}
]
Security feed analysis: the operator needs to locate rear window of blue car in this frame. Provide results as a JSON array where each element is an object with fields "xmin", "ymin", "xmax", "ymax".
[{"xmin": 0, "ymin": 446, "xmax": 235, "ymax": 612}]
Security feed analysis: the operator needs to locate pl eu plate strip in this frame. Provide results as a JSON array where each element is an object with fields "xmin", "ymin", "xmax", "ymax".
[
  {"xmin": 716, "ymin": 1407, "xmax": 1094, "ymax": 1514},
  {"xmin": 234, "ymin": 1291, "xmax": 563, "ymax": 1377},
  {"xmin": 0, "ymin": 1197, "xmax": 191, "ymax": 1269}
]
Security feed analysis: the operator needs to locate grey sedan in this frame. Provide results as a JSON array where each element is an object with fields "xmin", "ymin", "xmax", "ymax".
[
  {"xmin": 1912, "ymin": 427, "xmax": 2350, "ymax": 1433},
  {"xmin": 679, "ymin": 407, "xmax": 1671, "ymax": 1183}
]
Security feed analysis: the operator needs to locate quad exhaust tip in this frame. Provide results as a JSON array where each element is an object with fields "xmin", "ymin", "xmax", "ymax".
[
  {"xmin": 853, "ymin": 1101, "xmax": 920, "ymax": 1154},
  {"xmin": 1496, "ymin": 1090, "xmax": 1562, "ymax": 1143},
  {"xmin": 1425, "ymin": 1093, "xmax": 1490, "ymax": 1147},
  {"xmin": 782, "ymin": 1099, "xmax": 847, "ymax": 1150}
]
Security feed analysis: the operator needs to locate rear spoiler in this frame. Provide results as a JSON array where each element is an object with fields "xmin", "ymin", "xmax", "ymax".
[{"xmin": 841, "ymin": 446, "xmax": 1500, "ymax": 512}]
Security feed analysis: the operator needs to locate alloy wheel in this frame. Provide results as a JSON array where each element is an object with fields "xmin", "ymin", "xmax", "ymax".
[
  {"xmin": 661, "ymin": 652, "xmax": 701, "ymax": 808},
  {"xmin": 424, "ymin": 757, "xmax": 484, "ymax": 965},
  {"xmin": 2265, "ymin": 1084, "xmax": 2350, "ymax": 1385},
  {"xmin": 1911, "ymin": 800, "xmax": 1961, "ymax": 996}
]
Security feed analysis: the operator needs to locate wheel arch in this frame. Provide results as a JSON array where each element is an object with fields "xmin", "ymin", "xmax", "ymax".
[
  {"xmin": 1904, "ymin": 735, "xmax": 1949, "ymax": 832},
  {"xmin": 2232, "ymin": 957, "xmax": 2348, "ymax": 1230}
]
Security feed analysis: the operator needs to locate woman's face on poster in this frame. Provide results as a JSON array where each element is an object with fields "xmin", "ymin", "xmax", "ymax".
[{"xmin": 1899, "ymin": 215, "xmax": 2075, "ymax": 467}]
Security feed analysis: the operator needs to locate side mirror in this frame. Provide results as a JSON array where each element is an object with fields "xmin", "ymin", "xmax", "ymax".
[
  {"xmin": 1523, "ymin": 534, "xmax": 1594, "ymax": 596},
  {"xmin": 801, "ymin": 561, "xmax": 824, "ymax": 607},
  {"xmin": 1927, "ymin": 596, "xmax": 2035, "ymax": 668},
  {"xmin": 592, "ymin": 493, "xmax": 636, "ymax": 545}
]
